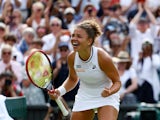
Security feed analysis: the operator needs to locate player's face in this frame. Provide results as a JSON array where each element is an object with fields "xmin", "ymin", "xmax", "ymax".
[{"xmin": 71, "ymin": 27, "xmax": 91, "ymax": 52}]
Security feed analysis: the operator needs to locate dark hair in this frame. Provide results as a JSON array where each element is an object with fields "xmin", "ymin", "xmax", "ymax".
[
  {"xmin": 76, "ymin": 19, "xmax": 102, "ymax": 45},
  {"xmin": 126, "ymin": 61, "xmax": 132, "ymax": 70},
  {"xmin": 4, "ymin": 34, "xmax": 17, "ymax": 43},
  {"xmin": 0, "ymin": 73, "xmax": 7, "ymax": 80}
]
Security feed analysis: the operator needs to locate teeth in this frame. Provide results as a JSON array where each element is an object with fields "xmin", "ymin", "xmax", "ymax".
[{"xmin": 72, "ymin": 42, "xmax": 78, "ymax": 46}]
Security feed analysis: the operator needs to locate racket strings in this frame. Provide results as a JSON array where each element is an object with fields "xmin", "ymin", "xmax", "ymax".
[{"xmin": 27, "ymin": 52, "xmax": 52, "ymax": 88}]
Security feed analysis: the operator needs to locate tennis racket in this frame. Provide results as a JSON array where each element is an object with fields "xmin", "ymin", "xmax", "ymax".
[{"xmin": 25, "ymin": 50, "xmax": 69, "ymax": 116}]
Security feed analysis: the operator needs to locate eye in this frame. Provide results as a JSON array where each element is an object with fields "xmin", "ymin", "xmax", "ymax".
[{"xmin": 77, "ymin": 34, "xmax": 83, "ymax": 38}]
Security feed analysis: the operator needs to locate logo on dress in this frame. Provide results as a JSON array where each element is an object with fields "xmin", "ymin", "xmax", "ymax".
[
  {"xmin": 76, "ymin": 65, "xmax": 81, "ymax": 68},
  {"xmin": 76, "ymin": 65, "xmax": 85, "ymax": 72},
  {"xmin": 92, "ymin": 65, "xmax": 96, "ymax": 69}
]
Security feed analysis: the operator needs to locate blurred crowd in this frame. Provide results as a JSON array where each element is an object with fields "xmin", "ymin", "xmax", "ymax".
[{"xmin": 0, "ymin": 0, "xmax": 160, "ymax": 119}]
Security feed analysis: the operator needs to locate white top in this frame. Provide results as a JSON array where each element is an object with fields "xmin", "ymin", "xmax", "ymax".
[
  {"xmin": 119, "ymin": 68, "xmax": 137, "ymax": 94},
  {"xmin": 129, "ymin": 23, "xmax": 160, "ymax": 67},
  {"xmin": 42, "ymin": 33, "xmax": 56, "ymax": 51},
  {"xmin": 0, "ymin": 95, "xmax": 13, "ymax": 120},
  {"xmin": 136, "ymin": 54, "xmax": 160, "ymax": 101},
  {"xmin": 73, "ymin": 46, "xmax": 120, "ymax": 111},
  {"xmin": 32, "ymin": 19, "xmax": 46, "ymax": 31},
  {"xmin": 0, "ymin": 60, "xmax": 23, "ymax": 84}
]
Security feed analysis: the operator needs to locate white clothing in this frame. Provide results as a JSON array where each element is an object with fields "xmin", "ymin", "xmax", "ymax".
[
  {"xmin": 73, "ymin": 46, "xmax": 120, "ymax": 111},
  {"xmin": 42, "ymin": 33, "xmax": 72, "ymax": 61},
  {"xmin": 42, "ymin": 33, "xmax": 56, "ymax": 51},
  {"xmin": 32, "ymin": 19, "xmax": 46, "ymax": 31},
  {"xmin": 0, "ymin": 95, "xmax": 13, "ymax": 120},
  {"xmin": 136, "ymin": 54, "xmax": 160, "ymax": 101},
  {"xmin": 119, "ymin": 68, "xmax": 137, "ymax": 94},
  {"xmin": 0, "ymin": 60, "xmax": 23, "ymax": 84},
  {"xmin": 12, "ymin": 46, "xmax": 24, "ymax": 64},
  {"xmin": 129, "ymin": 23, "xmax": 160, "ymax": 67}
]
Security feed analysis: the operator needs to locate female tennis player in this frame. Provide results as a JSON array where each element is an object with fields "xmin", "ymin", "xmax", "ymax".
[{"xmin": 48, "ymin": 19, "xmax": 121, "ymax": 120}]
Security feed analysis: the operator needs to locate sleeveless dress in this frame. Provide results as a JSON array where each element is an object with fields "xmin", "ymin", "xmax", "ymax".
[{"xmin": 72, "ymin": 46, "xmax": 120, "ymax": 112}]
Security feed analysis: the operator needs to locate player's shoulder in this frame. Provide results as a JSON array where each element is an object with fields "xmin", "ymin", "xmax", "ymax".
[
  {"xmin": 96, "ymin": 47, "xmax": 112, "ymax": 62},
  {"xmin": 97, "ymin": 47, "xmax": 110, "ymax": 58},
  {"xmin": 67, "ymin": 51, "xmax": 76, "ymax": 65}
]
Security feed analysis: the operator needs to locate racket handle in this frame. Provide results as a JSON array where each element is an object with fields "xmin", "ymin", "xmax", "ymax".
[{"xmin": 55, "ymin": 97, "xmax": 69, "ymax": 116}]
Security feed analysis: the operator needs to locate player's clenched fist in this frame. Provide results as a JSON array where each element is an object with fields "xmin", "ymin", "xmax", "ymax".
[{"xmin": 101, "ymin": 87, "xmax": 111, "ymax": 97}]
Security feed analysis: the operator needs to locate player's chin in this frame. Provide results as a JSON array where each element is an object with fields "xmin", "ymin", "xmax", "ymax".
[{"xmin": 72, "ymin": 45, "xmax": 79, "ymax": 51}]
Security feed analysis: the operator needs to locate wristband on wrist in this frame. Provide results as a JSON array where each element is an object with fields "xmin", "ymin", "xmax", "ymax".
[{"xmin": 57, "ymin": 86, "xmax": 66, "ymax": 96}]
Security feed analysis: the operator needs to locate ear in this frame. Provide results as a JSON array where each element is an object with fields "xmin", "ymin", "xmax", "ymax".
[{"xmin": 87, "ymin": 38, "xmax": 93, "ymax": 46}]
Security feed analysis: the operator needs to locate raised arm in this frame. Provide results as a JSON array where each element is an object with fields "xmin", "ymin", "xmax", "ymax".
[
  {"xmin": 130, "ymin": 3, "xmax": 144, "ymax": 24},
  {"xmin": 144, "ymin": 2, "xmax": 157, "ymax": 24}
]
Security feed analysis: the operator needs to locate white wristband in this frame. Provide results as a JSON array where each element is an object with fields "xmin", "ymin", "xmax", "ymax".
[{"xmin": 57, "ymin": 86, "xmax": 66, "ymax": 96}]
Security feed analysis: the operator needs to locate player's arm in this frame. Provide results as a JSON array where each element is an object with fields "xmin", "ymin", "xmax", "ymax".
[
  {"xmin": 48, "ymin": 51, "xmax": 79, "ymax": 99},
  {"xmin": 98, "ymin": 48, "xmax": 121, "ymax": 97},
  {"xmin": 61, "ymin": 51, "xmax": 79, "ymax": 93}
]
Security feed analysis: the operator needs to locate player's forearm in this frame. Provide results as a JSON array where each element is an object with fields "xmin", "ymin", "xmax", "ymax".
[{"xmin": 62, "ymin": 77, "xmax": 79, "ymax": 93}]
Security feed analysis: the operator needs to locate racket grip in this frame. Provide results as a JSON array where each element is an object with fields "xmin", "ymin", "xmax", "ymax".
[{"xmin": 55, "ymin": 97, "xmax": 69, "ymax": 116}]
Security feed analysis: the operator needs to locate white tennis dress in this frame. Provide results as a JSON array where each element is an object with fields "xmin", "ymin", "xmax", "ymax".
[{"xmin": 72, "ymin": 46, "xmax": 120, "ymax": 112}]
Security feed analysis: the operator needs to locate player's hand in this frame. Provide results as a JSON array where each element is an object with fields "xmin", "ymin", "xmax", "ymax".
[
  {"xmin": 48, "ymin": 89, "xmax": 60, "ymax": 100},
  {"xmin": 101, "ymin": 87, "xmax": 111, "ymax": 97}
]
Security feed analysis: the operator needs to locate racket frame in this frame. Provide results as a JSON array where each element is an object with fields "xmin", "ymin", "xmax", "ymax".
[{"xmin": 25, "ymin": 50, "xmax": 69, "ymax": 116}]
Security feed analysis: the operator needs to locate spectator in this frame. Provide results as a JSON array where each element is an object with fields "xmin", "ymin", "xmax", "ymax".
[
  {"xmin": 26, "ymin": 1, "xmax": 49, "ymax": 30},
  {"xmin": 79, "ymin": 2, "xmax": 102, "ymax": 28},
  {"xmin": 129, "ymin": 2, "xmax": 160, "ymax": 67},
  {"xmin": 71, "ymin": 0, "xmax": 100, "ymax": 20},
  {"xmin": 135, "ymin": 38, "xmax": 160, "ymax": 103},
  {"xmin": 23, "ymin": 38, "xmax": 44, "ymax": 64},
  {"xmin": 0, "ymin": 1, "xmax": 14, "ymax": 27},
  {"xmin": 36, "ymin": 25, "xmax": 48, "ymax": 39},
  {"xmin": 113, "ymin": 51, "xmax": 138, "ymax": 104},
  {"xmin": 154, "ymin": 6, "xmax": 160, "ymax": 24},
  {"xmin": 0, "ymin": 0, "xmax": 21, "ymax": 13},
  {"xmin": 42, "ymin": 17, "xmax": 63, "ymax": 55},
  {"xmin": 0, "ymin": 44, "xmax": 23, "ymax": 86},
  {"xmin": 98, "ymin": 0, "xmax": 111, "ymax": 19},
  {"xmin": 0, "ymin": 73, "xmax": 14, "ymax": 120},
  {"xmin": 102, "ymin": 4, "xmax": 128, "ymax": 27},
  {"xmin": 100, "ymin": 26, "xmax": 123, "ymax": 56},
  {"xmin": 17, "ymin": 27, "xmax": 36, "ymax": 55},
  {"xmin": 1, "ymin": 71, "xmax": 23, "ymax": 97},
  {"xmin": 42, "ymin": 17, "xmax": 71, "ymax": 61},
  {"xmin": 63, "ymin": 7, "xmax": 77, "ymax": 33},
  {"xmin": 9, "ymin": 9, "xmax": 25, "ymax": 43},
  {"xmin": 3, "ymin": 33, "xmax": 24, "ymax": 64}
]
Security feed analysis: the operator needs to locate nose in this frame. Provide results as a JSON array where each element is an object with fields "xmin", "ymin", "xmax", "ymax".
[{"xmin": 71, "ymin": 35, "xmax": 76, "ymax": 41}]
